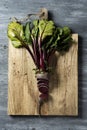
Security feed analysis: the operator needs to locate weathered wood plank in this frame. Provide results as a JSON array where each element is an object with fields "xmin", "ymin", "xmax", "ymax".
[{"xmin": 8, "ymin": 34, "xmax": 78, "ymax": 115}]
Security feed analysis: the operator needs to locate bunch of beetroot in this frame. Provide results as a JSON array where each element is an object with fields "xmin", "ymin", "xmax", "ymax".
[{"xmin": 7, "ymin": 19, "xmax": 72, "ymax": 114}]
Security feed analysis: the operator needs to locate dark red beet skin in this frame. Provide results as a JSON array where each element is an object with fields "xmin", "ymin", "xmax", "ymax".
[
  {"xmin": 36, "ymin": 73, "xmax": 49, "ymax": 101},
  {"xmin": 39, "ymin": 86, "xmax": 48, "ymax": 94},
  {"xmin": 40, "ymin": 93, "xmax": 48, "ymax": 100}
]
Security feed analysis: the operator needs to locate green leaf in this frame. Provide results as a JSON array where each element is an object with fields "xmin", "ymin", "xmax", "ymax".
[
  {"xmin": 32, "ymin": 20, "xmax": 39, "ymax": 39},
  {"xmin": 25, "ymin": 22, "xmax": 32, "ymax": 44},
  {"xmin": 7, "ymin": 21, "xmax": 25, "ymax": 48},
  {"xmin": 11, "ymin": 41, "xmax": 23, "ymax": 48},
  {"xmin": 38, "ymin": 20, "xmax": 55, "ymax": 40},
  {"xmin": 45, "ymin": 26, "xmax": 72, "ymax": 53},
  {"xmin": 44, "ymin": 28, "xmax": 60, "ymax": 50},
  {"xmin": 62, "ymin": 35, "xmax": 72, "ymax": 43},
  {"xmin": 57, "ymin": 27, "xmax": 63, "ymax": 36},
  {"xmin": 63, "ymin": 26, "xmax": 71, "ymax": 37}
]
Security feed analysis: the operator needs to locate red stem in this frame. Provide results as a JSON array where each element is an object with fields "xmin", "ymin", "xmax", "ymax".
[
  {"xmin": 25, "ymin": 45, "xmax": 36, "ymax": 65},
  {"xmin": 38, "ymin": 37, "xmax": 45, "ymax": 70}
]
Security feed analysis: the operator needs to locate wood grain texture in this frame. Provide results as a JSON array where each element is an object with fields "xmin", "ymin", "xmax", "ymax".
[{"xmin": 8, "ymin": 34, "xmax": 78, "ymax": 116}]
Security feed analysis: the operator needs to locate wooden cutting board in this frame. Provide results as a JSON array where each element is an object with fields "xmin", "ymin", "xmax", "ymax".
[{"xmin": 8, "ymin": 34, "xmax": 78, "ymax": 116}]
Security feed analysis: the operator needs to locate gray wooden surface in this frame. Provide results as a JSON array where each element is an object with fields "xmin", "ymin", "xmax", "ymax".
[{"xmin": 0, "ymin": 0, "xmax": 87, "ymax": 129}]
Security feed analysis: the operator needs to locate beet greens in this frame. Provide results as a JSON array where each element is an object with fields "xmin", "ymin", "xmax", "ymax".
[
  {"xmin": 7, "ymin": 19, "xmax": 72, "ymax": 73},
  {"xmin": 7, "ymin": 19, "xmax": 73, "ymax": 115}
]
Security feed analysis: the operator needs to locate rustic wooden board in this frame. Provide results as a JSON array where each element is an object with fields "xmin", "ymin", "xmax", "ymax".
[{"xmin": 8, "ymin": 34, "xmax": 78, "ymax": 116}]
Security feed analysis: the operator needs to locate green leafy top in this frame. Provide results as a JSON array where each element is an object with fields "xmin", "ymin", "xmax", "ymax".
[
  {"xmin": 7, "ymin": 19, "xmax": 73, "ymax": 72},
  {"xmin": 38, "ymin": 20, "xmax": 55, "ymax": 40},
  {"xmin": 7, "ymin": 22, "xmax": 25, "ymax": 48}
]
